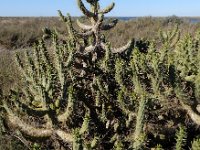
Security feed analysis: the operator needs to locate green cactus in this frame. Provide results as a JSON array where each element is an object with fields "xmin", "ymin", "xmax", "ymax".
[
  {"xmin": 1, "ymin": 0, "xmax": 200, "ymax": 149},
  {"xmin": 132, "ymin": 94, "xmax": 147, "ymax": 150},
  {"xmin": 192, "ymin": 138, "xmax": 200, "ymax": 150},
  {"xmin": 175, "ymin": 125, "xmax": 187, "ymax": 150},
  {"xmin": 1, "ymin": 0, "xmax": 135, "ymax": 149}
]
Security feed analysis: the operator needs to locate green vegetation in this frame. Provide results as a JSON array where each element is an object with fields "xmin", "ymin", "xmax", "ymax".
[{"xmin": 1, "ymin": 0, "xmax": 200, "ymax": 149}]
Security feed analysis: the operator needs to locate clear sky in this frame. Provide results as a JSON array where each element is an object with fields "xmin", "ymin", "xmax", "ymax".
[{"xmin": 0, "ymin": 0, "xmax": 200, "ymax": 17}]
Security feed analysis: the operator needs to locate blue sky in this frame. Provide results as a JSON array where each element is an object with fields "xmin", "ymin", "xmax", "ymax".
[{"xmin": 0, "ymin": 0, "xmax": 200, "ymax": 17}]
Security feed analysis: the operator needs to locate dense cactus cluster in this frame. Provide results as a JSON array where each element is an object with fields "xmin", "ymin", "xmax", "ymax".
[{"xmin": 1, "ymin": 0, "xmax": 200, "ymax": 149}]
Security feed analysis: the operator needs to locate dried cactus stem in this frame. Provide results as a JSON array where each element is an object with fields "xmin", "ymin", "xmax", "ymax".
[
  {"xmin": 180, "ymin": 100, "xmax": 200, "ymax": 126},
  {"xmin": 6, "ymin": 113, "xmax": 53, "ymax": 139}
]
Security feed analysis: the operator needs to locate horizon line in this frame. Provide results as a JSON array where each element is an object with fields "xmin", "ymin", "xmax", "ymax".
[{"xmin": 1, "ymin": 15, "xmax": 200, "ymax": 18}]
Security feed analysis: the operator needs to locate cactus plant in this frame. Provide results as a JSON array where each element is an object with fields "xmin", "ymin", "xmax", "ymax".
[
  {"xmin": 1, "ymin": 0, "xmax": 135, "ymax": 149},
  {"xmin": 1, "ymin": 0, "xmax": 200, "ymax": 149}
]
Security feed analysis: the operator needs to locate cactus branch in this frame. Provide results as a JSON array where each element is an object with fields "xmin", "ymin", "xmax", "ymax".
[
  {"xmin": 76, "ymin": 19, "xmax": 93, "ymax": 31},
  {"xmin": 101, "ymin": 19, "xmax": 118, "ymax": 30},
  {"xmin": 84, "ymin": 45, "xmax": 96, "ymax": 54},
  {"xmin": 101, "ymin": 39, "xmax": 134, "ymax": 54},
  {"xmin": 99, "ymin": 2, "xmax": 115, "ymax": 14},
  {"xmin": 55, "ymin": 130, "xmax": 73, "ymax": 143},
  {"xmin": 77, "ymin": 0, "xmax": 95, "ymax": 18},
  {"xmin": 179, "ymin": 101, "xmax": 200, "ymax": 126},
  {"xmin": 111, "ymin": 39, "xmax": 134, "ymax": 53},
  {"xmin": 133, "ymin": 94, "xmax": 146, "ymax": 150},
  {"xmin": 7, "ymin": 115, "xmax": 53, "ymax": 138},
  {"xmin": 16, "ymin": 99, "xmax": 49, "ymax": 117},
  {"xmin": 57, "ymin": 10, "xmax": 67, "ymax": 22}
]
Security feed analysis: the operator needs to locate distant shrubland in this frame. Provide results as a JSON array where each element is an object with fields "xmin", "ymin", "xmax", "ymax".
[{"xmin": 0, "ymin": 16, "xmax": 200, "ymax": 49}]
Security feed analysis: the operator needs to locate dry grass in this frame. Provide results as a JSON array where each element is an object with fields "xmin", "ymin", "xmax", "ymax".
[
  {"xmin": 105, "ymin": 17, "xmax": 200, "ymax": 47},
  {"xmin": 0, "ymin": 16, "xmax": 200, "ymax": 49},
  {"xmin": 0, "ymin": 17, "xmax": 65, "ymax": 49},
  {"xmin": 0, "ymin": 50, "xmax": 24, "ymax": 95}
]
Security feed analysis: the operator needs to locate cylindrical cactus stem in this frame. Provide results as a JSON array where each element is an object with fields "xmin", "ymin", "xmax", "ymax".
[
  {"xmin": 15, "ymin": 98, "xmax": 49, "ymax": 117},
  {"xmin": 101, "ymin": 42, "xmax": 111, "ymax": 71},
  {"xmin": 117, "ymin": 86, "xmax": 130, "ymax": 115},
  {"xmin": 63, "ymin": 41, "xmax": 75, "ymax": 68},
  {"xmin": 77, "ymin": 0, "xmax": 95, "ymax": 18},
  {"xmin": 3, "ymin": 102, "xmax": 53, "ymax": 138},
  {"xmin": 76, "ymin": 19, "xmax": 92, "ymax": 31},
  {"xmin": 66, "ymin": 12, "xmax": 94, "ymax": 39},
  {"xmin": 79, "ymin": 110, "xmax": 90, "ymax": 134},
  {"xmin": 99, "ymin": 2, "xmax": 115, "ymax": 14},
  {"xmin": 115, "ymin": 58, "xmax": 124, "ymax": 86},
  {"xmin": 175, "ymin": 86, "xmax": 200, "ymax": 126},
  {"xmin": 86, "ymin": 0, "xmax": 99, "ymax": 4},
  {"xmin": 179, "ymin": 99, "xmax": 200, "ymax": 126},
  {"xmin": 90, "ymin": 136, "xmax": 99, "ymax": 148},
  {"xmin": 57, "ymin": 86, "xmax": 75, "ymax": 123},
  {"xmin": 96, "ymin": 77, "xmax": 109, "ymax": 99},
  {"xmin": 95, "ymin": 91, "xmax": 101, "ymax": 107},
  {"xmin": 100, "ymin": 102, "xmax": 106, "ymax": 123},
  {"xmin": 101, "ymin": 19, "xmax": 118, "ymax": 30},
  {"xmin": 55, "ymin": 130, "xmax": 73, "ymax": 143},
  {"xmin": 88, "ymin": 0, "xmax": 99, "ymax": 14},
  {"xmin": 133, "ymin": 94, "xmax": 147, "ymax": 150},
  {"xmin": 175, "ymin": 125, "xmax": 187, "ymax": 150},
  {"xmin": 57, "ymin": 10, "xmax": 67, "ymax": 22},
  {"xmin": 58, "ymin": 11, "xmax": 77, "ymax": 42},
  {"xmin": 111, "ymin": 39, "xmax": 134, "ymax": 53},
  {"xmin": 73, "ymin": 128, "xmax": 83, "ymax": 150}
]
